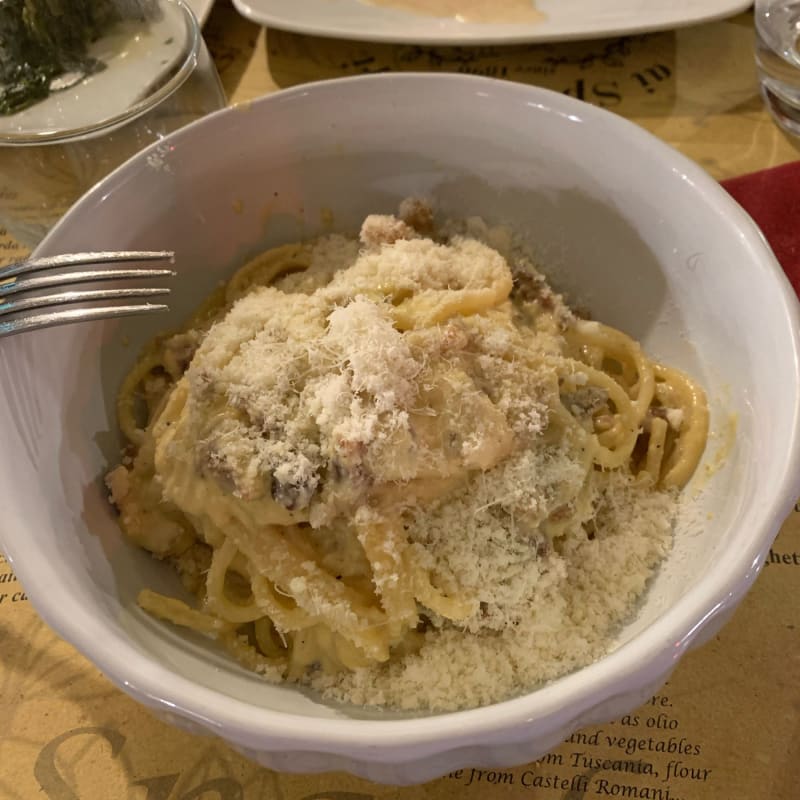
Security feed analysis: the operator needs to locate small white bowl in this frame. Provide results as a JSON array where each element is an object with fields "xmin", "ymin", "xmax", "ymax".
[{"xmin": 2, "ymin": 74, "xmax": 799, "ymax": 784}]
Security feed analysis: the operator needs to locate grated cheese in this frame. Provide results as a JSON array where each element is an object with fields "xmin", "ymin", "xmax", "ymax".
[
  {"xmin": 146, "ymin": 206, "xmax": 687, "ymax": 710},
  {"xmin": 318, "ymin": 471, "xmax": 675, "ymax": 711}
]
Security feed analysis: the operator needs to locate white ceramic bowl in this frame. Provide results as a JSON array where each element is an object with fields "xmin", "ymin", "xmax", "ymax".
[{"xmin": 2, "ymin": 74, "xmax": 799, "ymax": 784}]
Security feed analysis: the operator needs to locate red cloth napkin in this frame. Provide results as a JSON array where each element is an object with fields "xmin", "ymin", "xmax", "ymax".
[{"xmin": 722, "ymin": 161, "xmax": 800, "ymax": 296}]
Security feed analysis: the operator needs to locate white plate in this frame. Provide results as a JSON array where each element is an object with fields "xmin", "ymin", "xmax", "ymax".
[
  {"xmin": 232, "ymin": 0, "xmax": 750, "ymax": 43},
  {"xmin": 188, "ymin": 0, "xmax": 215, "ymax": 24}
]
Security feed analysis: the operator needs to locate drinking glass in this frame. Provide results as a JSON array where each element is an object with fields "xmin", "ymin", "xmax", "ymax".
[
  {"xmin": 0, "ymin": 0, "xmax": 226, "ymax": 247},
  {"xmin": 755, "ymin": 0, "xmax": 800, "ymax": 138}
]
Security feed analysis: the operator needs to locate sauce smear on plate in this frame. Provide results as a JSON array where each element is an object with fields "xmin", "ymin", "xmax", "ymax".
[{"xmin": 364, "ymin": 0, "xmax": 543, "ymax": 23}]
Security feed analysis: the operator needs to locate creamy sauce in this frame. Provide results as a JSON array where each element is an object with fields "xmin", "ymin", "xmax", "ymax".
[
  {"xmin": 704, "ymin": 413, "xmax": 738, "ymax": 480},
  {"xmin": 692, "ymin": 410, "xmax": 738, "ymax": 497},
  {"xmin": 364, "ymin": 0, "xmax": 543, "ymax": 23}
]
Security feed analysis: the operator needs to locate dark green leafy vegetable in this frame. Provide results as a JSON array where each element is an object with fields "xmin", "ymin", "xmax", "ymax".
[
  {"xmin": 0, "ymin": 0, "xmax": 155, "ymax": 116},
  {"xmin": 0, "ymin": 63, "xmax": 51, "ymax": 112}
]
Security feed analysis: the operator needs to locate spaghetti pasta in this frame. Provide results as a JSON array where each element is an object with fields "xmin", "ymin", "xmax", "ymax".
[{"xmin": 106, "ymin": 203, "xmax": 710, "ymax": 710}]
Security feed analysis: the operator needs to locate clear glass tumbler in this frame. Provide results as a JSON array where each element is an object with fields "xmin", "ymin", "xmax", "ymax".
[
  {"xmin": 755, "ymin": 0, "xmax": 800, "ymax": 138},
  {"xmin": 0, "ymin": 0, "xmax": 226, "ymax": 247}
]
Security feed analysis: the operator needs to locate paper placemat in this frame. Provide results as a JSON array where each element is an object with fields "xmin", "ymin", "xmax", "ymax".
[{"xmin": 1, "ymin": 5, "xmax": 799, "ymax": 796}]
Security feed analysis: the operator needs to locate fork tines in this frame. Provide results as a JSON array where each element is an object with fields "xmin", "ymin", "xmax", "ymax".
[{"xmin": 0, "ymin": 251, "xmax": 175, "ymax": 339}]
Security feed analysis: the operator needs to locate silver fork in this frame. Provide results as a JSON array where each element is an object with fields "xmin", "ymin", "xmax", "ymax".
[{"xmin": 0, "ymin": 251, "xmax": 175, "ymax": 339}]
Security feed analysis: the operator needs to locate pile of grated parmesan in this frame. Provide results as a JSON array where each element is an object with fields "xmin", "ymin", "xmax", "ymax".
[
  {"xmin": 162, "ymin": 204, "xmax": 682, "ymax": 711},
  {"xmin": 315, "ymin": 469, "xmax": 674, "ymax": 710}
]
